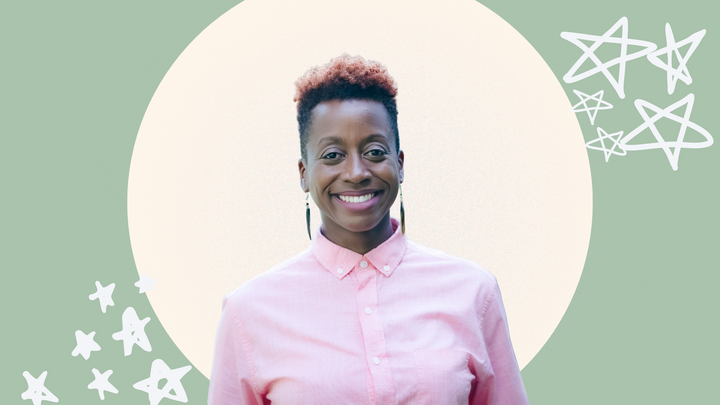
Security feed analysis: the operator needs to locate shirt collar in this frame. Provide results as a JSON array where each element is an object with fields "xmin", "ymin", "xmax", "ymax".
[{"xmin": 311, "ymin": 218, "xmax": 407, "ymax": 280}]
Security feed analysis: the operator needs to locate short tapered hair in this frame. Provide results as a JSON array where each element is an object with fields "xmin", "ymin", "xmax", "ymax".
[{"xmin": 294, "ymin": 54, "xmax": 399, "ymax": 159}]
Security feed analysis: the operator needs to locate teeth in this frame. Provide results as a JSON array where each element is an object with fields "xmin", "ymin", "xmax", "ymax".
[{"xmin": 339, "ymin": 193, "xmax": 375, "ymax": 203}]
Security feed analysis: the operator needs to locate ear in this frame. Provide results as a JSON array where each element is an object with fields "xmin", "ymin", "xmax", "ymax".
[
  {"xmin": 397, "ymin": 149, "xmax": 404, "ymax": 184},
  {"xmin": 298, "ymin": 158, "xmax": 309, "ymax": 192}
]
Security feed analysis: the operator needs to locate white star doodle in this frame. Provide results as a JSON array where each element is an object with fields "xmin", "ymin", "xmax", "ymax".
[
  {"xmin": 71, "ymin": 330, "xmax": 101, "ymax": 360},
  {"xmin": 112, "ymin": 306, "xmax": 152, "ymax": 356},
  {"xmin": 88, "ymin": 368, "xmax": 119, "ymax": 400},
  {"xmin": 133, "ymin": 359, "xmax": 192, "ymax": 405},
  {"xmin": 21, "ymin": 371, "xmax": 59, "ymax": 405},
  {"xmin": 570, "ymin": 89, "xmax": 614, "ymax": 125},
  {"xmin": 561, "ymin": 17, "xmax": 657, "ymax": 99},
  {"xmin": 135, "ymin": 274, "xmax": 157, "ymax": 293},
  {"xmin": 620, "ymin": 93, "xmax": 713, "ymax": 171},
  {"xmin": 586, "ymin": 127, "xmax": 626, "ymax": 162},
  {"xmin": 647, "ymin": 23, "xmax": 706, "ymax": 94},
  {"xmin": 89, "ymin": 280, "xmax": 115, "ymax": 313}
]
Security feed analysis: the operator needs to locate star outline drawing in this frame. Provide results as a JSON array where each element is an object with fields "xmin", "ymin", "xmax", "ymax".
[
  {"xmin": 21, "ymin": 371, "xmax": 59, "ymax": 405},
  {"xmin": 646, "ymin": 23, "xmax": 706, "ymax": 95},
  {"xmin": 586, "ymin": 127, "xmax": 626, "ymax": 162},
  {"xmin": 561, "ymin": 16, "xmax": 657, "ymax": 99},
  {"xmin": 620, "ymin": 93, "xmax": 713, "ymax": 171},
  {"xmin": 112, "ymin": 306, "xmax": 152, "ymax": 356},
  {"xmin": 570, "ymin": 89, "xmax": 614, "ymax": 125},
  {"xmin": 133, "ymin": 359, "xmax": 192, "ymax": 405}
]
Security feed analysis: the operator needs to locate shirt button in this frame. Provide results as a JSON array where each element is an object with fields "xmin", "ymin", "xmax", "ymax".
[
  {"xmin": 383, "ymin": 265, "xmax": 390, "ymax": 271},
  {"xmin": 373, "ymin": 357, "xmax": 381, "ymax": 365},
  {"xmin": 364, "ymin": 307, "xmax": 372, "ymax": 314},
  {"xmin": 337, "ymin": 268, "xmax": 343, "ymax": 273},
  {"xmin": 360, "ymin": 261, "xmax": 368, "ymax": 268}
]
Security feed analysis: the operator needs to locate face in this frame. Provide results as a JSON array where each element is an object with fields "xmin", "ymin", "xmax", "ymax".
[{"xmin": 298, "ymin": 99, "xmax": 404, "ymax": 240}]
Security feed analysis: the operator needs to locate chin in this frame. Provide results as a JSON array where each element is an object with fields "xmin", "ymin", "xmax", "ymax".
[
  {"xmin": 339, "ymin": 214, "xmax": 389, "ymax": 234},
  {"xmin": 340, "ymin": 220, "xmax": 381, "ymax": 234}
]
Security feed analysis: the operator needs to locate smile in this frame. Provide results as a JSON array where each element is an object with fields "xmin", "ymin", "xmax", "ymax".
[{"xmin": 338, "ymin": 193, "xmax": 376, "ymax": 203}]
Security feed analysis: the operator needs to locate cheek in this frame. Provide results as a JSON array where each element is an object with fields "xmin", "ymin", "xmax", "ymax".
[
  {"xmin": 308, "ymin": 169, "xmax": 331, "ymax": 194},
  {"xmin": 379, "ymin": 166, "xmax": 401, "ymax": 184}
]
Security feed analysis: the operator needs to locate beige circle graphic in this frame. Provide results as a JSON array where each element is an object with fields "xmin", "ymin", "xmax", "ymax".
[{"xmin": 128, "ymin": 0, "xmax": 592, "ymax": 377}]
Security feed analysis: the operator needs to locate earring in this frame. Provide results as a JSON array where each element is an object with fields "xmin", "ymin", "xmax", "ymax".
[
  {"xmin": 400, "ymin": 185, "xmax": 405, "ymax": 234},
  {"xmin": 306, "ymin": 194, "xmax": 312, "ymax": 240}
]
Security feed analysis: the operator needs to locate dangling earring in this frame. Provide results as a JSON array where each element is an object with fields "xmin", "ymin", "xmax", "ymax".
[
  {"xmin": 306, "ymin": 194, "xmax": 312, "ymax": 240},
  {"xmin": 400, "ymin": 185, "xmax": 405, "ymax": 234}
]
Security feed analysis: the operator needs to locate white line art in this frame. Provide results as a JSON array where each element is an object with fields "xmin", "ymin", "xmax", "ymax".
[
  {"xmin": 88, "ymin": 368, "xmax": 119, "ymax": 400},
  {"xmin": 647, "ymin": 24, "xmax": 706, "ymax": 95},
  {"xmin": 21, "ymin": 371, "xmax": 58, "ymax": 405},
  {"xmin": 620, "ymin": 94, "xmax": 713, "ymax": 171},
  {"xmin": 586, "ymin": 127, "xmax": 626, "ymax": 162},
  {"xmin": 89, "ymin": 281, "xmax": 115, "ymax": 313},
  {"xmin": 561, "ymin": 17, "xmax": 657, "ymax": 99},
  {"xmin": 112, "ymin": 307, "xmax": 152, "ymax": 356},
  {"xmin": 133, "ymin": 359, "xmax": 192, "ymax": 405},
  {"xmin": 71, "ymin": 330, "xmax": 101, "ymax": 360},
  {"xmin": 135, "ymin": 274, "xmax": 157, "ymax": 294},
  {"xmin": 570, "ymin": 89, "xmax": 614, "ymax": 125}
]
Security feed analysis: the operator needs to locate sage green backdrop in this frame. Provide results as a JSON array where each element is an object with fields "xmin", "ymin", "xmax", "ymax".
[{"xmin": 2, "ymin": 1, "xmax": 718, "ymax": 404}]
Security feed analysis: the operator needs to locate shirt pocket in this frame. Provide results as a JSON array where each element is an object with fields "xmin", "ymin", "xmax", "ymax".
[{"xmin": 413, "ymin": 349, "xmax": 475, "ymax": 405}]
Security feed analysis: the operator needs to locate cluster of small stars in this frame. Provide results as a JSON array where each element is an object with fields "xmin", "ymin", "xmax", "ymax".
[{"xmin": 22, "ymin": 274, "xmax": 193, "ymax": 405}]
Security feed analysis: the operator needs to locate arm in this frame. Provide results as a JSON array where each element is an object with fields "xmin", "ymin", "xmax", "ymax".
[
  {"xmin": 471, "ymin": 279, "xmax": 529, "ymax": 405},
  {"xmin": 208, "ymin": 296, "xmax": 264, "ymax": 405}
]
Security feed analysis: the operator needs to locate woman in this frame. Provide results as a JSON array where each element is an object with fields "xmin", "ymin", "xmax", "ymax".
[{"xmin": 208, "ymin": 54, "xmax": 529, "ymax": 405}]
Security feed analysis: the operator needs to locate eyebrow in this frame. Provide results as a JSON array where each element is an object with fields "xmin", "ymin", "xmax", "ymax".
[
  {"xmin": 363, "ymin": 134, "xmax": 391, "ymax": 145},
  {"xmin": 316, "ymin": 136, "xmax": 345, "ymax": 148},
  {"xmin": 316, "ymin": 134, "xmax": 390, "ymax": 148}
]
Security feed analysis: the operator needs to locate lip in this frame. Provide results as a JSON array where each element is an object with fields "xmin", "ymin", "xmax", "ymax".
[
  {"xmin": 332, "ymin": 190, "xmax": 382, "ymax": 210},
  {"xmin": 335, "ymin": 189, "xmax": 380, "ymax": 197}
]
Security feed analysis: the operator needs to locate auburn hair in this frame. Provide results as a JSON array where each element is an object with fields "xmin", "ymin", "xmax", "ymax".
[{"xmin": 294, "ymin": 54, "xmax": 399, "ymax": 159}]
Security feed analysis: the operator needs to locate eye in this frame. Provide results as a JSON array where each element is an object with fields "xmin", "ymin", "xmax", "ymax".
[
  {"xmin": 322, "ymin": 151, "xmax": 344, "ymax": 160},
  {"xmin": 365, "ymin": 148, "xmax": 387, "ymax": 158}
]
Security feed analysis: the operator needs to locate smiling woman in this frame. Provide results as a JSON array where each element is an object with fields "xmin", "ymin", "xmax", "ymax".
[
  {"xmin": 300, "ymin": 98, "xmax": 404, "ymax": 253},
  {"xmin": 207, "ymin": 54, "xmax": 530, "ymax": 405}
]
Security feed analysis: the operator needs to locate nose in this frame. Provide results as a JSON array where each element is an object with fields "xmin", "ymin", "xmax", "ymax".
[{"xmin": 341, "ymin": 152, "xmax": 371, "ymax": 184}]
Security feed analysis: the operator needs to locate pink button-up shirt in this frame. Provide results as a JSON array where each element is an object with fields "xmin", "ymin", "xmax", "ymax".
[{"xmin": 208, "ymin": 219, "xmax": 529, "ymax": 405}]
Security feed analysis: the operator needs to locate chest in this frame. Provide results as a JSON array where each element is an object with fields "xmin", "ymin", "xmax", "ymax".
[{"xmin": 243, "ymin": 271, "xmax": 488, "ymax": 404}]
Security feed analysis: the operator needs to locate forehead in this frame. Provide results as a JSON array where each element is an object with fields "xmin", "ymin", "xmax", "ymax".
[{"xmin": 308, "ymin": 99, "xmax": 392, "ymax": 145}]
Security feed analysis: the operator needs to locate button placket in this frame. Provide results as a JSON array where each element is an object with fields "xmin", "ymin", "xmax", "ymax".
[{"xmin": 354, "ymin": 260, "xmax": 395, "ymax": 404}]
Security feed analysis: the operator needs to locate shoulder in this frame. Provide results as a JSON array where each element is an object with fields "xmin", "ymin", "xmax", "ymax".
[
  {"xmin": 404, "ymin": 239, "xmax": 498, "ymax": 284},
  {"xmin": 223, "ymin": 248, "xmax": 316, "ymax": 308},
  {"xmin": 401, "ymin": 239, "xmax": 500, "ymax": 306}
]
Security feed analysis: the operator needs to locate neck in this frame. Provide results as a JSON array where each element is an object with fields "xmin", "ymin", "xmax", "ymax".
[{"xmin": 320, "ymin": 214, "xmax": 395, "ymax": 255}]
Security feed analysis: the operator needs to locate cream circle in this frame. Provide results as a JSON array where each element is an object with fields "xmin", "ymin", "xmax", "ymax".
[{"xmin": 127, "ymin": 0, "xmax": 592, "ymax": 377}]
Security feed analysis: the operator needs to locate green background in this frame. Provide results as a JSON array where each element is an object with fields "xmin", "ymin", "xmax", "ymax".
[{"xmin": 2, "ymin": 0, "xmax": 717, "ymax": 404}]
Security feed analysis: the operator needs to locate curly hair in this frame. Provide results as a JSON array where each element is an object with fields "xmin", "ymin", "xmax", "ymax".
[{"xmin": 294, "ymin": 54, "xmax": 399, "ymax": 159}]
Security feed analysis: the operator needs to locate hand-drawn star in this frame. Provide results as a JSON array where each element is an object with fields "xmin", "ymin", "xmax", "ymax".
[
  {"xmin": 561, "ymin": 16, "xmax": 657, "ymax": 99},
  {"xmin": 133, "ymin": 359, "xmax": 192, "ymax": 405},
  {"xmin": 646, "ymin": 23, "xmax": 706, "ymax": 94},
  {"xmin": 112, "ymin": 306, "xmax": 152, "ymax": 356},
  {"xmin": 88, "ymin": 368, "xmax": 119, "ymax": 400},
  {"xmin": 570, "ymin": 89, "xmax": 613, "ymax": 125},
  {"xmin": 89, "ymin": 280, "xmax": 115, "ymax": 313},
  {"xmin": 21, "ymin": 371, "xmax": 59, "ymax": 405},
  {"xmin": 135, "ymin": 274, "xmax": 157, "ymax": 293},
  {"xmin": 586, "ymin": 127, "xmax": 626, "ymax": 162},
  {"xmin": 71, "ymin": 330, "xmax": 101, "ymax": 360},
  {"xmin": 620, "ymin": 93, "xmax": 713, "ymax": 171}
]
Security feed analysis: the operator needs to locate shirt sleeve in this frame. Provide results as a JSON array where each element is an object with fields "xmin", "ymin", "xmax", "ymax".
[
  {"xmin": 208, "ymin": 295, "xmax": 265, "ymax": 405},
  {"xmin": 471, "ymin": 278, "xmax": 530, "ymax": 405}
]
